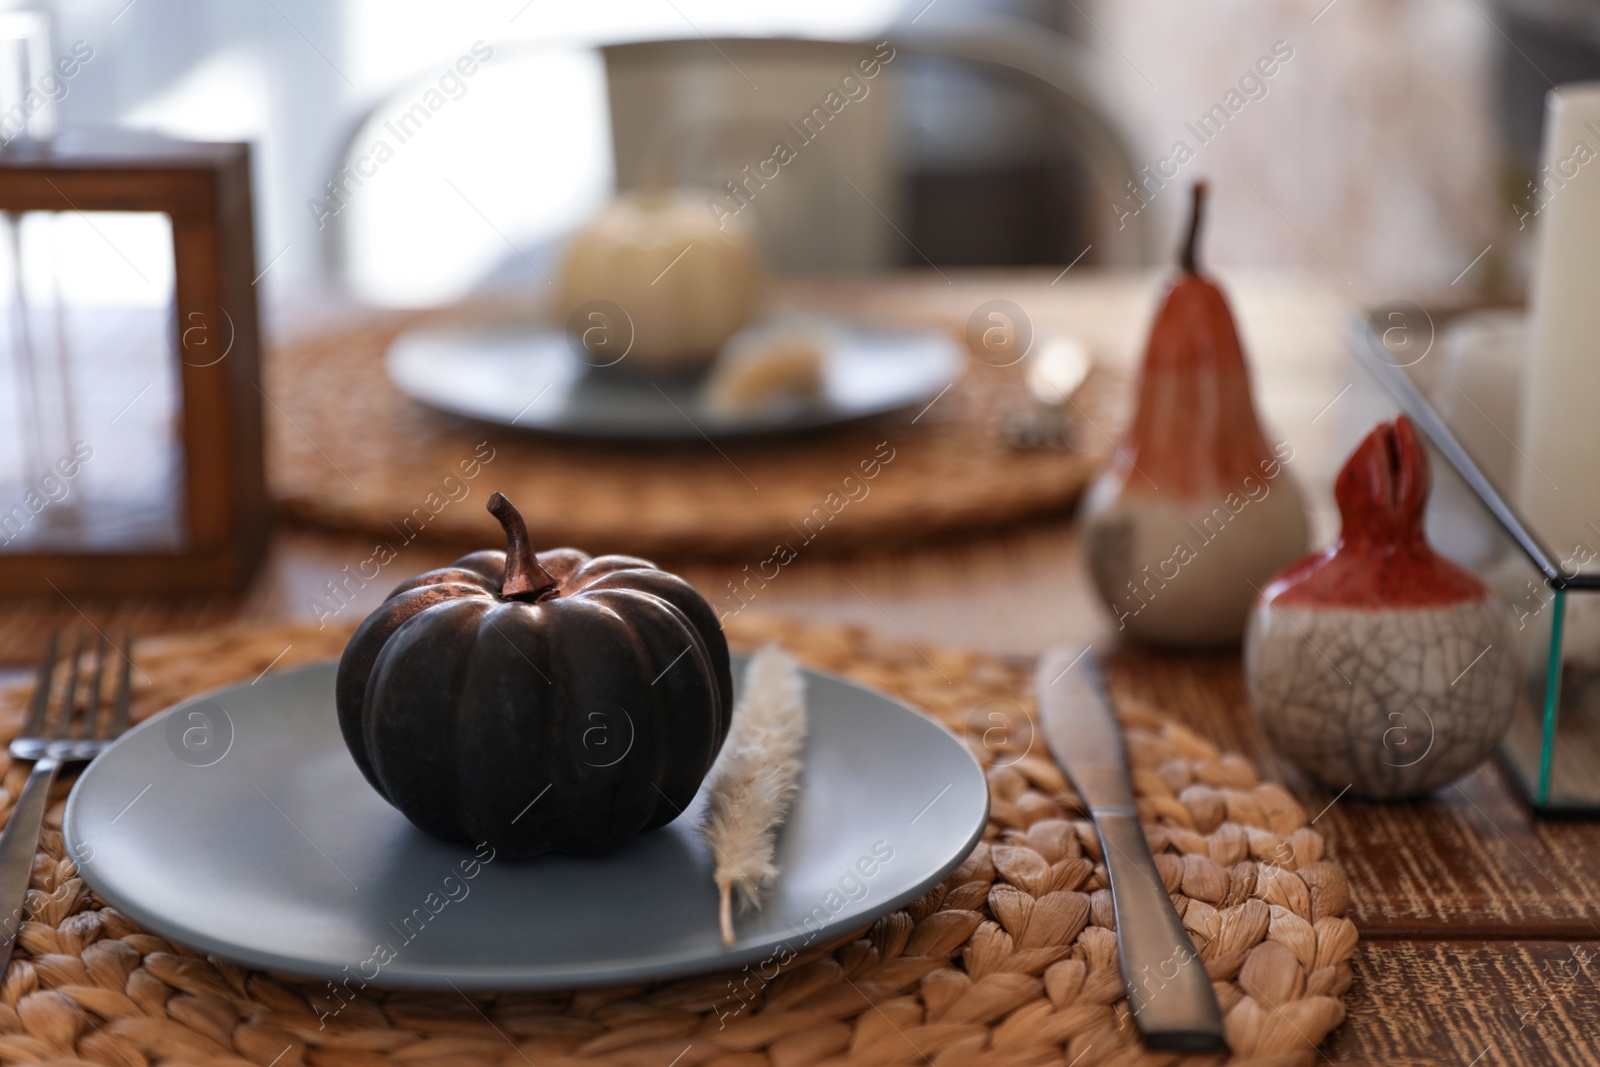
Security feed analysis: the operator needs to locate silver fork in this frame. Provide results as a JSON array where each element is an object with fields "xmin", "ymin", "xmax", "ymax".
[{"xmin": 0, "ymin": 630, "xmax": 132, "ymax": 965}]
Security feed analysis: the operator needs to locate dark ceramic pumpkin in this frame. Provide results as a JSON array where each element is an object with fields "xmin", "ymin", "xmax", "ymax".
[{"xmin": 336, "ymin": 492, "xmax": 733, "ymax": 859}]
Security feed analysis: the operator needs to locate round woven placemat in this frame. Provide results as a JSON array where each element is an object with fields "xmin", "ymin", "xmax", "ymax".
[
  {"xmin": 266, "ymin": 308, "xmax": 1121, "ymax": 557},
  {"xmin": 0, "ymin": 617, "xmax": 1354, "ymax": 1066}
]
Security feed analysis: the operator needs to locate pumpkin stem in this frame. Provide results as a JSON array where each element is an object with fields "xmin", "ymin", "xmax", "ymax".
[
  {"xmin": 1180, "ymin": 181, "xmax": 1206, "ymax": 274},
  {"xmin": 487, "ymin": 492, "xmax": 561, "ymax": 602}
]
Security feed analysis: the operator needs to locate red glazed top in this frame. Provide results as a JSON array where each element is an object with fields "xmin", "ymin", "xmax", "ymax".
[
  {"xmin": 1112, "ymin": 183, "xmax": 1279, "ymax": 499},
  {"xmin": 1263, "ymin": 415, "xmax": 1488, "ymax": 608}
]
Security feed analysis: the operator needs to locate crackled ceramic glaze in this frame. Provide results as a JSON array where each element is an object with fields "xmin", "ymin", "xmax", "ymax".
[{"xmin": 1245, "ymin": 416, "xmax": 1517, "ymax": 798}]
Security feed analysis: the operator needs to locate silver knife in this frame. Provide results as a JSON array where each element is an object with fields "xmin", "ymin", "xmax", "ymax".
[{"xmin": 1035, "ymin": 647, "xmax": 1227, "ymax": 1053}]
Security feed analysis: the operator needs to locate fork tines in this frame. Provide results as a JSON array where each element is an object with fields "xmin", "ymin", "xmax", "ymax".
[{"xmin": 26, "ymin": 629, "xmax": 133, "ymax": 743}]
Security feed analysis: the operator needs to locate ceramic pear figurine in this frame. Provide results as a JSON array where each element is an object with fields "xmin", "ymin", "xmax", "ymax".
[
  {"xmin": 1080, "ymin": 183, "xmax": 1310, "ymax": 646},
  {"xmin": 1245, "ymin": 416, "xmax": 1518, "ymax": 798}
]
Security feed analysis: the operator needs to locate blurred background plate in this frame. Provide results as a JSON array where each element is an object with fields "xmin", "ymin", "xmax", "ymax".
[
  {"xmin": 268, "ymin": 300, "xmax": 1118, "ymax": 562},
  {"xmin": 384, "ymin": 317, "xmax": 967, "ymax": 440},
  {"xmin": 62, "ymin": 653, "xmax": 988, "ymax": 990}
]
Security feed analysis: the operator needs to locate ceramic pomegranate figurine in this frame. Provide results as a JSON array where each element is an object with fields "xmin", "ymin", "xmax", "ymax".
[
  {"xmin": 1245, "ymin": 416, "xmax": 1518, "ymax": 799},
  {"xmin": 1080, "ymin": 182, "xmax": 1310, "ymax": 646}
]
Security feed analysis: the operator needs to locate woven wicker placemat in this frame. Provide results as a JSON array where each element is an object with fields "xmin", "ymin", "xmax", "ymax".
[
  {"xmin": 0, "ymin": 616, "xmax": 1354, "ymax": 1067},
  {"xmin": 266, "ymin": 308, "xmax": 1120, "ymax": 558}
]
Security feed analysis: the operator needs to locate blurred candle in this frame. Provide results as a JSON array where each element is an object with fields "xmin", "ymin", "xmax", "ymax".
[
  {"xmin": 1439, "ymin": 310, "xmax": 1525, "ymax": 492},
  {"xmin": 1518, "ymin": 82, "xmax": 1600, "ymax": 573}
]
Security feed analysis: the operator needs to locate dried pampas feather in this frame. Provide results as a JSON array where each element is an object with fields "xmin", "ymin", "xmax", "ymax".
[{"xmin": 701, "ymin": 644, "xmax": 808, "ymax": 946}]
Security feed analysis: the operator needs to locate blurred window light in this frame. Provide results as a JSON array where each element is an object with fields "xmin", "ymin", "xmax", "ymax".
[
  {"xmin": 0, "ymin": 210, "xmax": 182, "ymax": 551},
  {"xmin": 122, "ymin": 49, "xmax": 271, "ymax": 142},
  {"xmin": 343, "ymin": 0, "xmax": 904, "ymax": 87},
  {"xmin": 342, "ymin": 47, "xmax": 613, "ymax": 306},
  {"xmin": 15, "ymin": 210, "xmax": 175, "ymax": 307}
]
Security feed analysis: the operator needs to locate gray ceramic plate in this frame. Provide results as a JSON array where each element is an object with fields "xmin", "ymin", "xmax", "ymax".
[
  {"xmin": 384, "ymin": 319, "xmax": 965, "ymax": 440},
  {"xmin": 63, "ymin": 655, "xmax": 988, "ymax": 990}
]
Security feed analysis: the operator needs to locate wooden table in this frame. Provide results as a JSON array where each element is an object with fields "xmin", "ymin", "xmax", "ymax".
[{"xmin": 2, "ymin": 269, "xmax": 1593, "ymax": 1064}]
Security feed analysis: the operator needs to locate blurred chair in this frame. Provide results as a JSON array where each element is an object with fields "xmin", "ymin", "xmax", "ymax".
[{"xmin": 324, "ymin": 17, "xmax": 1148, "ymax": 307}]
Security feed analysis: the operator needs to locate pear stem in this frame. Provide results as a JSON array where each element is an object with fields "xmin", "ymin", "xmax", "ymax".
[
  {"xmin": 1180, "ymin": 181, "xmax": 1207, "ymax": 274},
  {"xmin": 487, "ymin": 492, "xmax": 560, "ymax": 602}
]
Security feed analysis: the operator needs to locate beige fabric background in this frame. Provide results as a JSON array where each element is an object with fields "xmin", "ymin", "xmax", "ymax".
[{"xmin": 1086, "ymin": 0, "xmax": 1506, "ymax": 304}]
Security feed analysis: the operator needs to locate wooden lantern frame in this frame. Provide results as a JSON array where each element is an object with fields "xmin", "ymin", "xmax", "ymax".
[{"xmin": 0, "ymin": 131, "xmax": 266, "ymax": 595}]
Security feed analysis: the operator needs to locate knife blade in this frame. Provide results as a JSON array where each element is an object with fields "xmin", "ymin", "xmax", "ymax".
[{"xmin": 1035, "ymin": 647, "xmax": 1227, "ymax": 1053}]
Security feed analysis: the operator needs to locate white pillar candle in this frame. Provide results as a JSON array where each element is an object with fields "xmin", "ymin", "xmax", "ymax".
[{"xmin": 1517, "ymin": 83, "xmax": 1600, "ymax": 574}]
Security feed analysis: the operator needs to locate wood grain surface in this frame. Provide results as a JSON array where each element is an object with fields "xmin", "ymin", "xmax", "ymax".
[{"xmin": 1336, "ymin": 941, "xmax": 1600, "ymax": 1066}]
